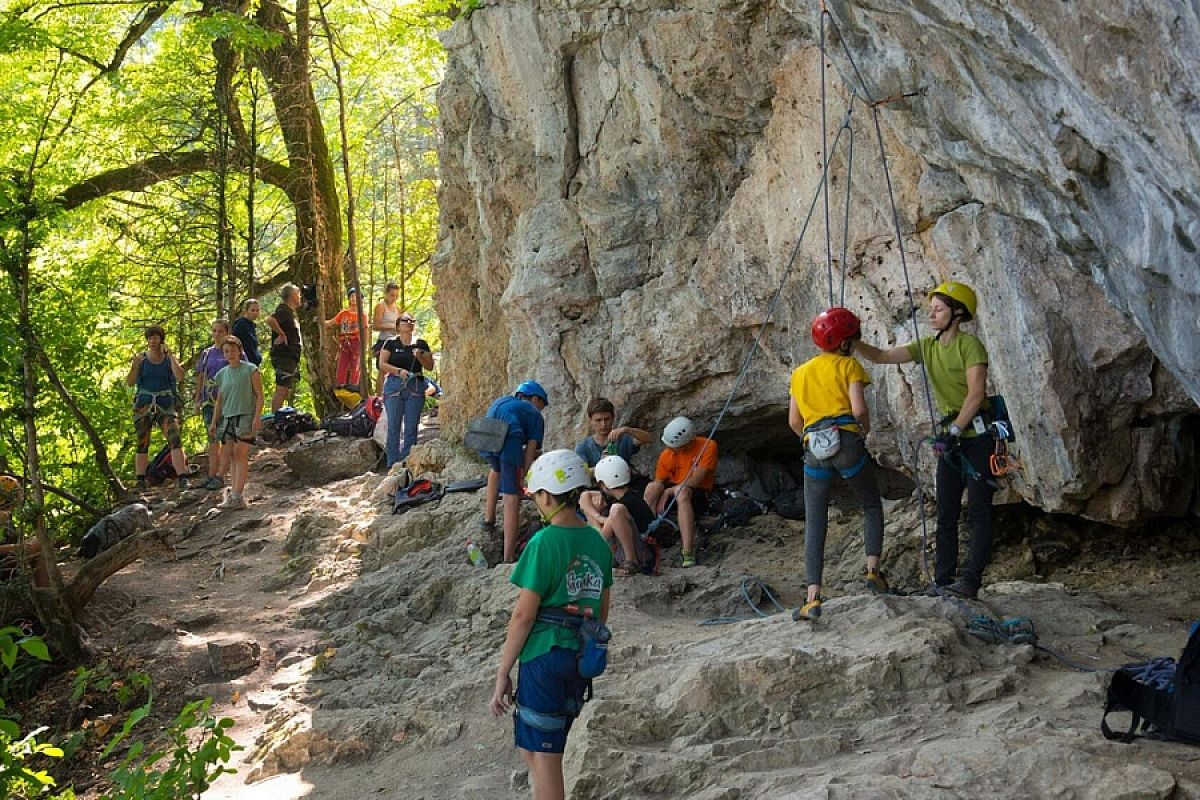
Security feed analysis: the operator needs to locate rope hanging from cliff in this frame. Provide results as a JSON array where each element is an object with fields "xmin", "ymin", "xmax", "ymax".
[{"xmin": 646, "ymin": 101, "xmax": 857, "ymax": 535}]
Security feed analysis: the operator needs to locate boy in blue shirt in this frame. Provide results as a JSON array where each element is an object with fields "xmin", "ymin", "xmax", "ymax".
[{"xmin": 480, "ymin": 380, "xmax": 549, "ymax": 563}]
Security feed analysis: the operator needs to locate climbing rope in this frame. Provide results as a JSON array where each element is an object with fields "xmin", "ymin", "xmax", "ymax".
[
  {"xmin": 699, "ymin": 577, "xmax": 788, "ymax": 626},
  {"xmin": 645, "ymin": 100, "xmax": 857, "ymax": 537}
]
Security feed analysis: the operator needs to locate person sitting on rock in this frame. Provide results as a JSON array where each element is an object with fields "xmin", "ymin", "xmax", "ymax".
[
  {"xmin": 854, "ymin": 281, "xmax": 994, "ymax": 599},
  {"xmin": 643, "ymin": 416, "xmax": 717, "ymax": 568},
  {"xmin": 580, "ymin": 455, "xmax": 656, "ymax": 577},
  {"xmin": 574, "ymin": 397, "xmax": 651, "ymax": 468},
  {"xmin": 489, "ymin": 449, "xmax": 612, "ymax": 800},
  {"xmin": 480, "ymin": 380, "xmax": 549, "ymax": 563},
  {"xmin": 789, "ymin": 308, "xmax": 887, "ymax": 622}
]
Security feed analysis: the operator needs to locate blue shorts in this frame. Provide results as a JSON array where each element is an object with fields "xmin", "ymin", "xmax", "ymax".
[
  {"xmin": 514, "ymin": 646, "xmax": 587, "ymax": 754},
  {"xmin": 485, "ymin": 455, "xmax": 523, "ymax": 495}
]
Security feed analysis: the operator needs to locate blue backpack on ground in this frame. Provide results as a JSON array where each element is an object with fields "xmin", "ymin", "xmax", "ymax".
[{"xmin": 1102, "ymin": 622, "xmax": 1200, "ymax": 745}]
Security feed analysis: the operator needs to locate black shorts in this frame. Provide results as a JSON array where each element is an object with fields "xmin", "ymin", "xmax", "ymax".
[{"xmin": 271, "ymin": 351, "xmax": 301, "ymax": 388}]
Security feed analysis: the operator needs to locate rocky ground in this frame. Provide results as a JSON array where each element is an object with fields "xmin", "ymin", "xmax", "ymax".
[{"xmin": 52, "ymin": 434, "xmax": 1200, "ymax": 799}]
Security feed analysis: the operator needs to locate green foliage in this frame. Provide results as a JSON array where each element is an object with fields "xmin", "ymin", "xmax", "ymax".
[
  {"xmin": 101, "ymin": 699, "xmax": 239, "ymax": 800},
  {"xmin": 0, "ymin": 627, "xmax": 70, "ymax": 800},
  {"xmin": 69, "ymin": 662, "xmax": 151, "ymax": 710},
  {"xmin": 2, "ymin": 632, "xmax": 238, "ymax": 798}
]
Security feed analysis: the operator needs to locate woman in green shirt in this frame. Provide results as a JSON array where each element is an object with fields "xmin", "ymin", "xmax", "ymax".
[
  {"xmin": 208, "ymin": 336, "xmax": 264, "ymax": 510},
  {"xmin": 489, "ymin": 449, "xmax": 613, "ymax": 800},
  {"xmin": 855, "ymin": 281, "xmax": 995, "ymax": 599}
]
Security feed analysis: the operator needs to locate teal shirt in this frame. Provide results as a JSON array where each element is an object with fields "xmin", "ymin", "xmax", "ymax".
[
  {"xmin": 907, "ymin": 333, "xmax": 988, "ymax": 419},
  {"xmin": 510, "ymin": 523, "xmax": 614, "ymax": 663},
  {"xmin": 213, "ymin": 362, "xmax": 259, "ymax": 419}
]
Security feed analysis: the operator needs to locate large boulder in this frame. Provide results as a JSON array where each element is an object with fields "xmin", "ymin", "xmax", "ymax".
[
  {"xmin": 283, "ymin": 436, "xmax": 380, "ymax": 484},
  {"xmin": 432, "ymin": 1, "xmax": 1199, "ymax": 524}
]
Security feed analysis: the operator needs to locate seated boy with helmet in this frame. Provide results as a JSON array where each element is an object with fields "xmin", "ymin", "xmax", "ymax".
[
  {"xmin": 480, "ymin": 380, "xmax": 549, "ymax": 563},
  {"xmin": 579, "ymin": 456, "xmax": 656, "ymax": 577},
  {"xmin": 643, "ymin": 416, "xmax": 718, "ymax": 569}
]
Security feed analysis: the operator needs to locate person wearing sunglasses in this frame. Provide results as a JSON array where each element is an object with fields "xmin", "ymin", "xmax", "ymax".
[{"xmin": 378, "ymin": 313, "xmax": 434, "ymax": 466}]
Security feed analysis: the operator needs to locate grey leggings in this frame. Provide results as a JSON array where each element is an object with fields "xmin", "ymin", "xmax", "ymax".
[{"xmin": 803, "ymin": 430, "xmax": 883, "ymax": 587}]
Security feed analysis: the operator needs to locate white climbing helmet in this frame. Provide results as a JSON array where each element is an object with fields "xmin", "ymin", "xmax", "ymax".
[
  {"xmin": 594, "ymin": 455, "xmax": 631, "ymax": 489},
  {"xmin": 526, "ymin": 449, "xmax": 591, "ymax": 495},
  {"xmin": 662, "ymin": 416, "xmax": 696, "ymax": 448}
]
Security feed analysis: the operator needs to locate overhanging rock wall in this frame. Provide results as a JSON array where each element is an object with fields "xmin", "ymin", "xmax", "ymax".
[{"xmin": 432, "ymin": 0, "xmax": 1200, "ymax": 523}]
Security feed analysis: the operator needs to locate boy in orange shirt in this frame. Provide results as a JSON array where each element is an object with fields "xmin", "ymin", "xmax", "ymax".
[{"xmin": 643, "ymin": 416, "xmax": 718, "ymax": 568}]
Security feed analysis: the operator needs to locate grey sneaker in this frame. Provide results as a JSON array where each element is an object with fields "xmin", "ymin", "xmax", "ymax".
[
  {"xmin": 177, "ymin": 475, "xmax": 190, "ymax": 490},
  {"xmin": 201, "ymin": 475, "xmax": 224, "ymax": 491},
  {"xmin": 217, "ymin": 494, "xmax": 247, "ymax": 510}
]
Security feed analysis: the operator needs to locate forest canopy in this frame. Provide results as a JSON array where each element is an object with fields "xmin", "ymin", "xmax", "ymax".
[{"xmin": 0, "ymin": 0, "xmax": 452, "ymax": 538}]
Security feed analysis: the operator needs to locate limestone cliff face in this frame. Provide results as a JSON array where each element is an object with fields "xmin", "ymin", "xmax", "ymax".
[{"xmin": 432, "ymin": 0, "xmax": 1200, "ymax": 523}]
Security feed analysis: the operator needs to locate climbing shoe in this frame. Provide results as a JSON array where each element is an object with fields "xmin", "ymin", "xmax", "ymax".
[
  {"xmin": 478, "ymin": 518, "xmax": 497, "ymax": 534},
  {"xmin": 864, "ymin": 569, "xmax": 889, "ymax": 594},
  {"xmin": 680, "ymin": 550, "xmax": 696, "ymax": 568},
  {"xmin": 792, "ymin": 597, "xmax": 822, "ymax": 622},
  {"xmin": 943, "ymin": 580, "xmax": 978, "ymax": 600}
]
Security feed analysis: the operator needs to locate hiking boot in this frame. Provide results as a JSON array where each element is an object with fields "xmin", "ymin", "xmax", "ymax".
[
  {"xmin": 177, "ymin": 475, "xmax": 190, "ymax": 491},
  {"xmin": 217, "ymin": 494, "xmax": 247, "ymax": 510},
  {"xmin": 943, "ymin": 580, "xmax": 978, "ymax": 600},
  {"xmin": 864, "ymin": 569, "xmax": 889, "ymax": 594},
  {"xmin": 200, "ymin": 475, "xmax": 224, "ymax": 491},
  {"xmin": 793, "ymin": 597, "xmax": 822, "ymax": 622},
  {"xmin": 680, "ymin": 550, "xmax": 696, "ymax": 568}
]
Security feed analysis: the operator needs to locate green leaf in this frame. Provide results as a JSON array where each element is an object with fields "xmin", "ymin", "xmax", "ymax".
[
  {"xmin": 18, "ymin": 636, "xmax": 50, "ymax": 662},
  {"xmin": 0, "ymin": 717, "xmax": 19, "ymax": 738}
]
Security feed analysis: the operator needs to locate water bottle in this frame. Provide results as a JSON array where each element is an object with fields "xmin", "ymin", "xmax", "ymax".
[
  {"xmin": 604, "ymin": 441, "xmax": 618, "ymax": 456},
  {"xmin": 466, "ymin": 539, "xmax": 488, "ymax": 569}
]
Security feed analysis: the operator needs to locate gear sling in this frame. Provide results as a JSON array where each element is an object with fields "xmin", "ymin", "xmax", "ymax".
[{"xmin": 515, "ymin": 607, "xmax": 612, "ymax": 732}]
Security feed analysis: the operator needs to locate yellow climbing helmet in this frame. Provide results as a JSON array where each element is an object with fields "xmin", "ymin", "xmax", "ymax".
[{"xmin": 928, "ymin": 281, "xmax": 978, "ymax": 321}]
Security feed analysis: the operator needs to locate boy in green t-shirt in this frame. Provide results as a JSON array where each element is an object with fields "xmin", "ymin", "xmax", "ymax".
[
  {"xmin": 855, "ymin": 281, "xmax": 994, "ymax": 599},
  {"xmin": 789, "ymin": 308, "xmax": 886, "ymax": 621},
  {"xmin": 489, "ymin": 450, "xmax": 612, "ymax": 800}
]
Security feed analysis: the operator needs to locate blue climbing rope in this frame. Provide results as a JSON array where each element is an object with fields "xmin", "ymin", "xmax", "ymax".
[{"xmin": 699, "ymin": 577, "xmax": 788, "ymax": 626}]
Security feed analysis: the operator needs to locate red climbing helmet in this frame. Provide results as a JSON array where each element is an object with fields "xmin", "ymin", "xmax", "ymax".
[{"xmin": 811, "ymin": 307, "xmax": 861, "ymax": 352}]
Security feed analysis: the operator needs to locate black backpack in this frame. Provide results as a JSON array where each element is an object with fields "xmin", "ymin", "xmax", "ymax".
[
  {"xmin": 1102, "ymin": 623, "xmax": 1200, "ymax": 745},
  {"xmin": 322, "ymin": 402, "xmax": 376, "ymax": 438},
  {"xmin": 145, "ymin": 445, "xmax": 177, "ymax": 487},
  {"xmin": 267, "ymin": 407, "xmax": 318, "ymax": 442}
]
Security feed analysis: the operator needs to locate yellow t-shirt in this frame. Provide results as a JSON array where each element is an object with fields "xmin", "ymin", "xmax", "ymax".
[{"xmin": 789, "ymin": 352, "xmax": 870, "ymax": 433}]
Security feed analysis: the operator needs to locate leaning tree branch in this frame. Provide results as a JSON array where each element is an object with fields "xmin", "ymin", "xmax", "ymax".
[
  {"xmin": 66, "ymin": 527, "xmax": 174, "ymax": 611},
  {"xmin": 55, "ymin": 149, "xmax": 293, "ymax": 211},
  {"xmin": 33, "ymin": 334, "xmax": 127, "ymax": 500},
  {"xmin": 38, "ymin": 482, "xmax": 106, "ymax": 518}
]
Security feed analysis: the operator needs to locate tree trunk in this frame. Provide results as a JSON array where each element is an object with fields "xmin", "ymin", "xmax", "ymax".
[
  {"xmin": 254, "ymin": 0, "xmax": 345, "ymax": 418},
  {"xmin": 11, "ymin": 175, "xmax": 80, "ymax": 661},
  {"xmin": 318, "ymin": 6, "xmax": 371, "ymax": 396}
]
